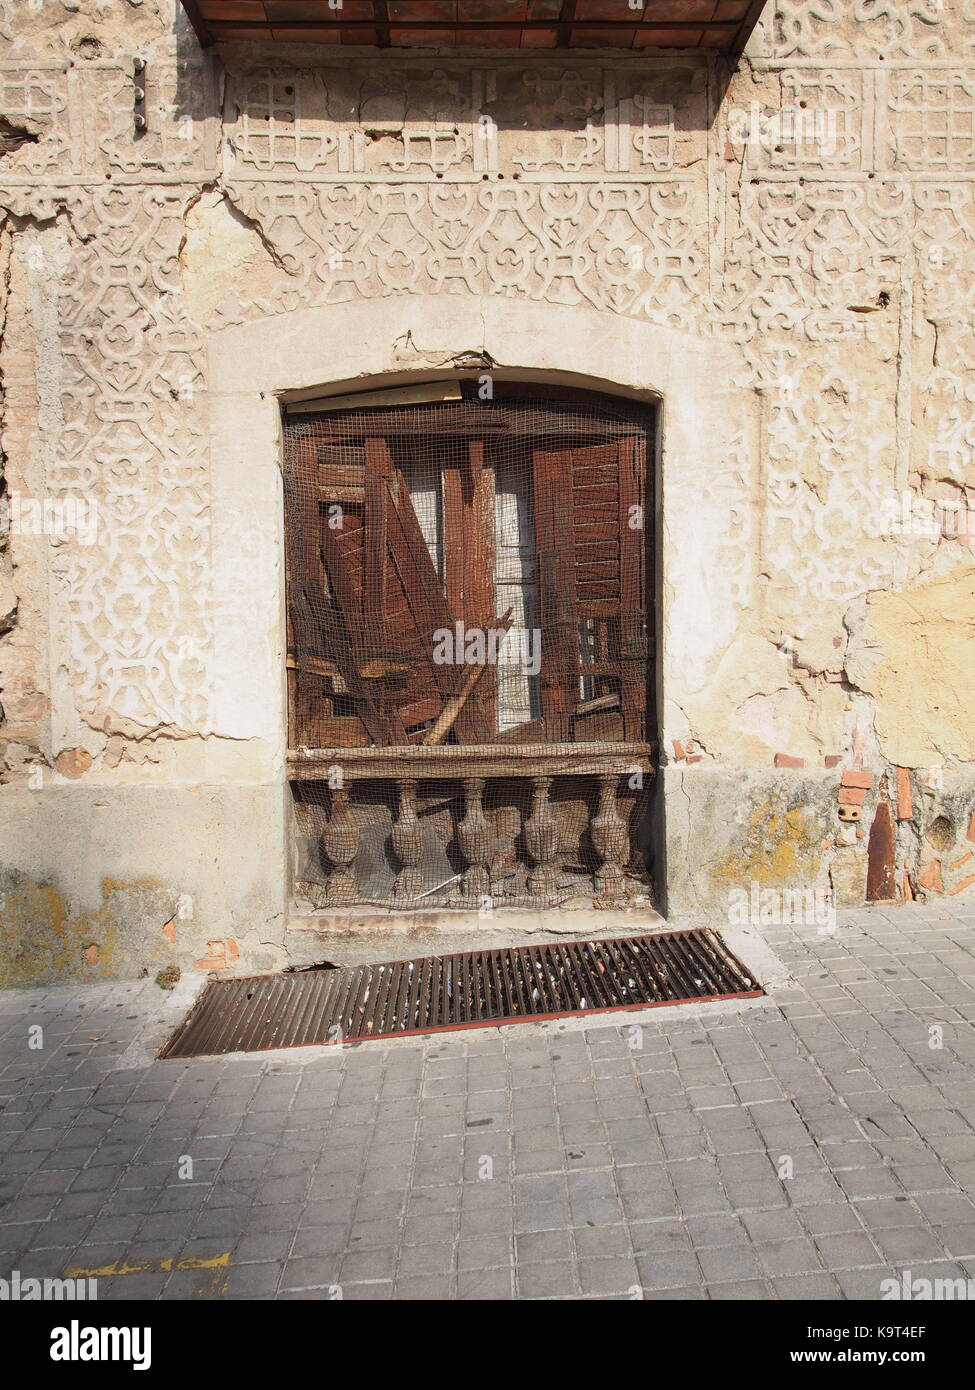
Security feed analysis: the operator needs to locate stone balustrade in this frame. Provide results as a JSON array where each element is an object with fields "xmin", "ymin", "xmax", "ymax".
[{"xmin": 290, "ymin": 743, "xmax": 654, "ymax": 909}]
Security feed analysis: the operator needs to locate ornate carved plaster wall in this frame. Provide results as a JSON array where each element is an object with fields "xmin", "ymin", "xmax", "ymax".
[{"xmin": 0, "ymin": 0, "xmax": 974, "ymax": 955}]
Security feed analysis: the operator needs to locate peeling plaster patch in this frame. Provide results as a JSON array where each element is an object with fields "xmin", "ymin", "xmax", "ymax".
[
  {"xmin": 685, "ymin": 632, "xmax": 792, "ymax": 763},
  {"xmin": 736, "ymin": 687, "xmax": 807, "ymax": 755},
  {"xmin": 179, "ymin": 189, "xmax": 287, "ymax": 325},
  {"xmin": 847, "ymin": 566, "xmax": 975, "ymax": 767}
]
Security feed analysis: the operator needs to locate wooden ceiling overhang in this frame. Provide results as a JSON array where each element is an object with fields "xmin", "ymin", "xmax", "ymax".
[{"xmin": 177, "ymin": 2, "xmax": 767, "ymax": 57}]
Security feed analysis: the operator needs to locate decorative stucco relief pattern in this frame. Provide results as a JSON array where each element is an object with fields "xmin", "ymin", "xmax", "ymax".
[
  {"xmin": 0, "ymin": 54, "xmax": 216, "ymax": 736},
  {"xmin": 57, "ymin": 186, "xmax": 210, "ymax": 733},
  {"xmin": 0, "ymin": 0, "xmax": 974, "ymax": 753}
]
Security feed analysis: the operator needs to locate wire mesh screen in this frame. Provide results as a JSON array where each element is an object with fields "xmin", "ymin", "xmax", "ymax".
[
  {"xmin": 284, "ymin": 381, "xmax": 652, "ymax": 752},
  {"xmin": 284, "ymin": 381, "xmax": 654, "ymax": 911}
]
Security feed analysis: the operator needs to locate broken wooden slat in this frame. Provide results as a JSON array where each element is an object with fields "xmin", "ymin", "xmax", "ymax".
[{"xmin": 422, "ymin": 607, "xmax": 513, "ymax": 746}]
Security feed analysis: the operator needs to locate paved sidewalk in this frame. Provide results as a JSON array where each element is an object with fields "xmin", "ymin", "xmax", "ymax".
[{"xmin": 1, "ymin": 903, "xmax": 974, "ymax": 1300}]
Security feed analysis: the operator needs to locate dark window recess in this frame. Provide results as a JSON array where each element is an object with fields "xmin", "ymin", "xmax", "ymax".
[{"xmin": 284, "ymin": 384, "xmax": 652, "ymax": 751}]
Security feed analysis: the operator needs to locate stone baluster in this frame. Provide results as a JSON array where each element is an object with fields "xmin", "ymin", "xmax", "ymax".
[
  {"xmin": 457, "ymin": 777, "xmax": 492, "ymax": 901},
  {"xmin": 591, "ymin": 774, "xmax": 629, "ymax": 902},
  {"xmin": 524, "ymin": 775, "xmax": 559, "ymax": 900},
  {"xmin": 490, "ymin": 804, "xmax": 521, "ymax": 896},
  {"xmin": 320, "ymin": 784, "xmax": 359, "ymax": 904},
  {"xmin": 391, "ymin": 778, "xmax": 424, "ymax": 900}
]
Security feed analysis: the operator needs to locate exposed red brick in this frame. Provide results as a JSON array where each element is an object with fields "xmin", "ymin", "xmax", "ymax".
[
  {"xmin": 919, "ymin": 861, "xmax": 943, "ymax": 892},
  {"xmin": 948, "ymin": 873, "xmax": 975, "ymax": 896},
  {"xmin": 967, "ymin": 811, "xmax": 975, "ymax": 844},
  {"xmin": 824, "ymin": 755, "xmax": 841, "ymax": 769},
  {"xmin": 841, "ymin": 769, "xmax": 874, "ymax": 789},
  {"xmin": 195, "ymin": 938, "xmax": 240, "ymax": 971},
  {"xmin": 162, "ymin": 918, "xmax": 177, "ymax": 944},
  {"xmin": 82, "ymin": 944, "xmax": 98, "ymax": 965},
  {"xmin": 672, "ymin": 739, "xmax": 685, "ymax": 761},
  {"xmin": 948, "ymin": 850, "xmax": 974, "ymax": 872},
  {"xmin": 866, "ymin": 801, "xmax": 896, "ymax": 902},
  {"xmin": 902, "ymin": 872, "xmax": 915, "ymax": 901},
  {"xmin": 895, "ymin": 767, "xmax": 913, "ymax": 821},
  {"xmin": 774, "ymin": 753, "xmax": 805, "ymax": 768},
  {"xmin": 839, "ymin": 786, "xmax": 869, "ymax": 806},
  {"xmin": 196, "ymin": 940, "xmax": 228, "ymax": 970},
  {"xmin": 685, "ymin": 753, "xmax": 704, "ymax": 764}
]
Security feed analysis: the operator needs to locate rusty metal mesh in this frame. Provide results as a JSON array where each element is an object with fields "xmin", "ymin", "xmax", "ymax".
[
  {"xmin": 283, "ymin": 381, "xmax": 652, "ymax": 752},
  {"xmin": 283, "ymin": 381, "xmax": 654, "ymax": 910}
]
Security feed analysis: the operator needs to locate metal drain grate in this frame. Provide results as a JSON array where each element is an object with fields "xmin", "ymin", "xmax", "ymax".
[{"xmin": 160, "ymin": 929, "xmax": 761, "ymax": 1058}]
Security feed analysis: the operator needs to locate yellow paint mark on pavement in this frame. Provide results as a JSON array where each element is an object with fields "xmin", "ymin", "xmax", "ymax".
[{"xmin": 65, "ymin": 1252, "xmax": 231, "ymax": 1297}]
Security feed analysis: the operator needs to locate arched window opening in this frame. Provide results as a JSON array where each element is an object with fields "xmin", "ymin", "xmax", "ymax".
[{"xmin": 284, "ymin": 379, "xmax": 653, "ymax": 752}]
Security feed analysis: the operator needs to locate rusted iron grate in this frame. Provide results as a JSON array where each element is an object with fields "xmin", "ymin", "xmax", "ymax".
[{"xmin": 159, "ymin": 929, "xmax": 762, "ymax": 1058}]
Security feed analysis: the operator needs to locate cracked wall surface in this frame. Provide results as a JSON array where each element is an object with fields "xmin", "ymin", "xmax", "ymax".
[{"xmin": 1, "ymin": 0, "xmax": 975, "ymax": 980}]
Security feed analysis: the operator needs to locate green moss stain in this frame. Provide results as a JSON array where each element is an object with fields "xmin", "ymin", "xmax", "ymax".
[
  {"xmin": 709, "ymin": 802, "xmax": 824, "ymax": 891},
  {"xmin": 0, "ymin": 871, "xmax": 178, "ymax": 988}
]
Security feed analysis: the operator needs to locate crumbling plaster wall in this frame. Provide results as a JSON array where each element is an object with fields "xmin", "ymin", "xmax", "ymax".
[{"xmin": 1, "ymin": 0, "xmax": 974, "ymax": 982}]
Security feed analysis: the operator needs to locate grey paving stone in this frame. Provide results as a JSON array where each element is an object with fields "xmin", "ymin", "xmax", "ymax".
[
  {"xmin": 755, "ymin": 1239, "xmax": 822, "ymax": 1277},
  {"xmin": 834, "ymin": 1267, "xmax": 891, "ymax": 1299},
  {"xmin": 697, "ymin": 1244, "xmax": 762, "ymax": 1282},
  {"xmin": 570, "ymin": 1196, "xmax": 625, "ymax": 1227},
  {"xmin": 280, "ymin": 1255, "xmax": 343, "ymax": 1290},
  {"xmin": 772, "ymin": 1272, "xmax": 842, "ymax": 1299},
  {"xmin": 933, "ymin": 1225, "xmax": 975, "ymax": 1259},
  {"xmin": 99, "ymin": 1273, "xmax": 171, "ymax": 1300},
  {"xmin": 635, "ymin": 1250, "xmax": 701, "ymax": 1290},
  {"xmin": 644, "ymin": 1285, "xmax": 708, "ymax": 1300},
  {"xmin": 741, "ymin": 1209, "xmax": 806, "ymax": 1243},
  {"xmin": 4, "ymin": 905, "xmax": 975, "ymax": 1301},
  {"xmin": 872, "ymin": 1225, "xmax": 948, "ymax": 1262},
  {"xmin": 578, "ymin": 1256, "xmax": 641, "ymax": 1295},
  {"xmin": 799, "ymin": 1203, "xmax": 864, "ymax": 1237},
  {"xmin": 814, "ymin": 1232, "xmax": 883, "ymax": 1270},
  {"xmin": 515, "ymin": 1228, "xmax": 573, "ymax": 1263},
  {"xmin": 709, "ymin": 1279, "xmax": 773, "ymax": 1299},
  {"xmin": 223, "ymin": 1263, "xmax": 282, "ymax": 1297},
  {"xmin": 517, "ymin": 1261, "xmax": 578, "ymax": 1298},
  {"xmin": 628, "ymin": 1220, "xmax": 692, "ymax": 1255},
  {"xmin": 235, "ymin": 1232, "xmax": 294, "ymax": 1264},
  {"xmin": 457, "ymin": 1266, "xmax": 514, "ymax": 1299},
  {"xmin": 574, "ymin": 1222, "xmax": 633, "ymax": 1261}
]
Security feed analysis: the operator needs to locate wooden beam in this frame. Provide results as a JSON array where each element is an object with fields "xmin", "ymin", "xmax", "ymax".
[
  {"xmin": 204, "ymin": 18, "xmax": 740, "ymax": 36},
  {"xmin": 557, "ymin": 0, "xmax": 577, "ymax": 50},
  {"xmin": 182, "ymin": 1, "xmax": 763, "ymax": 56},
  {"xmin": 288, "ymin": 740, "xmax": 655, "ymax": 782},
  {"xmin": 374, "ymin": 0, "xmax": 390, "ymax": 50}
]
